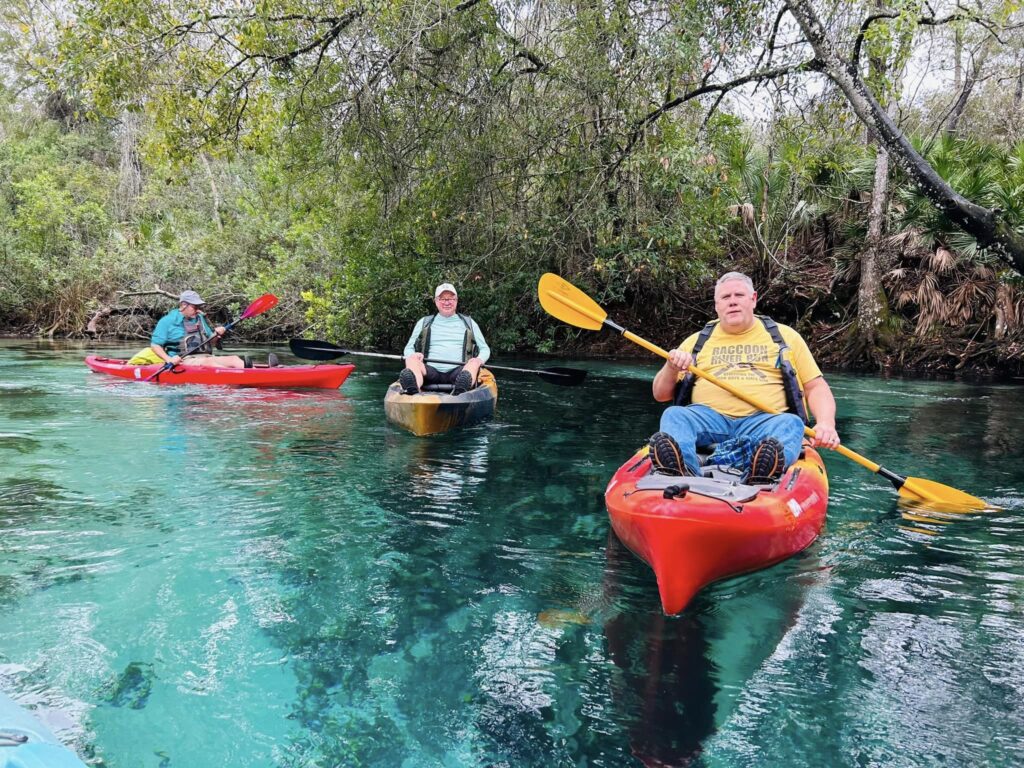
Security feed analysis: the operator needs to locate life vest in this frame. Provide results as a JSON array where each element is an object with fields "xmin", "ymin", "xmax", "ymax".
[
  {"xmin": 179, "ymin": 314, "xmax": 211, "ymax": 357},
  {"xmin": 673, "ymin": 315, "xmax": 810, "ymax": 424},
  {"xmin": 414, "ymin": 313, "xmax": 479, "ymax": 362}
]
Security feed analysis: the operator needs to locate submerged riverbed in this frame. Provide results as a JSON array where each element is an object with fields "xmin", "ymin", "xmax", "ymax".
[{"xmin": 1, "ymin": 339, "xmax": 1022, "ymax": 767}]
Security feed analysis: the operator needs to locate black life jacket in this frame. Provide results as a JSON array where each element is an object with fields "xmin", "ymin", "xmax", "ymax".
[
  {"xmin": 414, "ymin": 313, "xmax": 479, "ymax": 362},
  {"xmin": 179, "ymin": 314, "xmax": 211, "ymax": 356},
  {"xmin": 673, "ymin": 315, "xmax": 810, "ymax": 424}
]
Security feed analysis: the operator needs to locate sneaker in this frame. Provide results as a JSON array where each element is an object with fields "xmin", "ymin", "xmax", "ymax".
[
  {"xmin": 243, "ymin": 355, "xmax": 254, "ymax": 369},
  {"xmin": 267, "ymin": 353, "xmax": 280, "ymax": 367},
  {"xmin": 648, "ymin": 432, "xmax": 696, "ymax": 476},
  {"xmin": 451, "ymin": 369, "xmax": 474, "ymax": 395},
  {"xmin": 398, "ymin": 368, "xmax": 419, "ymax": 395},
  {"xmin": 747, "ymin": 437, "xmax": 786, "ymax": 484}
]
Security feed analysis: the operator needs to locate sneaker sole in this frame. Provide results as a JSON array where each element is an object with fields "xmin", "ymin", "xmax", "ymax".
[{"xmin": 650, "ymin": 433, "xmax": 685, "ymax": 475}]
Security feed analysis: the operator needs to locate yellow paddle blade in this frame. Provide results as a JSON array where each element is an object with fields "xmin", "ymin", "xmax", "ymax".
[
  {"xmin": 538, "ymin": 273, "xmax": 606, "ymax": 330},
  {"xmin": 898, "ymin": 476, "xmax": 988, "ymax": 512}
]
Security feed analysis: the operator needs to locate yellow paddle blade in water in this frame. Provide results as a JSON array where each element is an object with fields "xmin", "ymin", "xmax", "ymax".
[
  {"xmin": 834, "ymin": 445, "xmax": 988, "ymax": 511},
  {"xmin": 898, "ymin": 477, "xmax": 989, "ymax": 512}
]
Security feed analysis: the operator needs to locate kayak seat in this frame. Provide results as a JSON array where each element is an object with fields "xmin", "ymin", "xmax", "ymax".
[{"xmin": 421, "ymin": 382, "xmax": 478, "ymax": 394}]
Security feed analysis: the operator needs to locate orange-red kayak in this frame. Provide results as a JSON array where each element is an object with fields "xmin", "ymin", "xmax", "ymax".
[
  {"xmin": 605, "ymin": 443, "xmax": 829, "ymax": 614},
  {"xmin": 85, "ymin": 356, "xmax": 354, "ymax": 389}
]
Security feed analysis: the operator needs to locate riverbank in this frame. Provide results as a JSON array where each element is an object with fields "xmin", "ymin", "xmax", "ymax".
[{"xmin": 8, "ymin": 324, "xmax": 1024, "ymax": 381}]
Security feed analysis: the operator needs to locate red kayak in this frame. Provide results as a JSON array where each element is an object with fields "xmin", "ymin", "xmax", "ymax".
[
  {"xmin": 605, "ymin": 443, "xmax": 829, "ymax": 614},
  {"xmin": 84, "ymin": 356, "xmax": 354, "ymax": 390}
]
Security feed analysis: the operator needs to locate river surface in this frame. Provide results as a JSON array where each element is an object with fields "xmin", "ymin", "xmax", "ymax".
[{"xmin": 1, "ymin": 339, "xmax": 1022, "ymax": 767}]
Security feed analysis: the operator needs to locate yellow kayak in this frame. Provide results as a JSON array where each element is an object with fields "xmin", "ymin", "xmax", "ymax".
[{"xmin": 384, "ymin": 369, "xmax": 497, "ymax": 436}]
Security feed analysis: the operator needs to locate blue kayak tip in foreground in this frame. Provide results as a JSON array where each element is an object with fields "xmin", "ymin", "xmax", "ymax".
[{"xmin": 0, "ymin": 691, "xmax": 87, "ymax": 768}]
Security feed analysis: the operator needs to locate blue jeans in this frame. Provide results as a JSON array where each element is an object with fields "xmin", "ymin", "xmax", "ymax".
[{"xmin": 659, "ymin": 405, "xmax": 805, "ymax": 474}]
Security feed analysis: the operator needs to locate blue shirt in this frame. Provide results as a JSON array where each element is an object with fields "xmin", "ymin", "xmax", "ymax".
[
  {"xmin": 151, "ymin": 309, "xmax": 214, "ymax": 352},
  {"xmin": 403, "ymin": 313, "xmax": 490, "ymax": 372}
]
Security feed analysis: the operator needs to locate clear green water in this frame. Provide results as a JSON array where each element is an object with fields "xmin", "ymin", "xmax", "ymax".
[{"xmin": 1, "ymin": 339, "xmax": 1022, "ymax": 767}]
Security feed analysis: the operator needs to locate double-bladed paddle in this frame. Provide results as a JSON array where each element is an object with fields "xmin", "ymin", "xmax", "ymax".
[
  {"xmin": 288, "ymin": 338, "xmax": 587, "ymax": 386},
  {"xmin": 537, "ymin": 272, "xmax": 987, "ymax": 511},
  {"xmin": 145, "ymin": 293, "xmax": 280, "ymax": 382}
]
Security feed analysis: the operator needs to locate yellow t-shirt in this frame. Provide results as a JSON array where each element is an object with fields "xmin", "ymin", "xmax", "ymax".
[{"xmin": 677, "ymin": 320, "xmax": 822, "ymax": 417}]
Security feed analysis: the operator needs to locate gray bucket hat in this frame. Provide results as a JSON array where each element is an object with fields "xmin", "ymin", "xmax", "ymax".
[{"xmin": 179, "ymin": 290, "xmax": 206, "ymax": 306}]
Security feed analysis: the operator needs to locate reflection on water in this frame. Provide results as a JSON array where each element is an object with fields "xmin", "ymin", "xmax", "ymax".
[
  {"xmin": 391, "ymin": 427, "xmax": 491, "ymax": 511},
  {"xmin": 603, "ymin": 533, "xmax": 717, "ymax": 767},
  {"xmin": 0, "ymin": 341, "xmax": 1022, "ymax": 766}
]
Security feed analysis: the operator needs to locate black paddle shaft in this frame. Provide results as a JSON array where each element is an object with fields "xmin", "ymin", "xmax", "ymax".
[{"xmin": 288, "ymin": 339, "xmax": 587, "ymax": 386}]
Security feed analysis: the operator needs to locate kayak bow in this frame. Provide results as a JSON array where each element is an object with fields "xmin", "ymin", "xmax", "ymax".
[{"xmin": 605, "ymin": 443, "xmax": 829, "ymax": 614}]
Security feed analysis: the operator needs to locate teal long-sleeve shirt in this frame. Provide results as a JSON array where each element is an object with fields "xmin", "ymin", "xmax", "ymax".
[
  {"xmin": 402, "ymin": 314, "xmax": 490, "ymax": 372},
  {"xmin": 151, "ymin": 309, "xmax": 214, "ymax": 350}
]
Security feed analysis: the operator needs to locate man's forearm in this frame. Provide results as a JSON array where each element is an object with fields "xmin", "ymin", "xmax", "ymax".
[
  {"xmin": 806, "ymin": 381, "xmax": 836, "ymax": 428},
  {"xmin": 653, "ymin": 363, "xmax": 681, "ymax": 402}
]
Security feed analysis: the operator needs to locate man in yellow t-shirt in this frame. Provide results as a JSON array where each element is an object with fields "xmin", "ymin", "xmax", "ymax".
[{"xmin": 649, "ymin": 271, "xmax": 840, "ymax": 481}]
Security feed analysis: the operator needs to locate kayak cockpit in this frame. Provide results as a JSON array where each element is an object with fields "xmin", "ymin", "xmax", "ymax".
[{"xmin": 633, "ymin": 471, "xmax": 765, "ymax": 504}]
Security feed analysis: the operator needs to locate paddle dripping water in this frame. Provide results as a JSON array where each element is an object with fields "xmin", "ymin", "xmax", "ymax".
[{"xmin": 1, "ymin": 340, "xmax": 1022, "ymax": 767}]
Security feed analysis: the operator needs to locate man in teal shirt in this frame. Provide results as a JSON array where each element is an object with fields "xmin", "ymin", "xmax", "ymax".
[
  {"xmin": 399, "ymin": 283, "xmax": 490, "ymax": 394},
  {"xmin": 127, "ymin": 290, "xmax": 247, "ymax": 368}
]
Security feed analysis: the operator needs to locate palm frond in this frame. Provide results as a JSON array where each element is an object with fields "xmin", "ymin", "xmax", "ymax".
[
  {"xmin": 924, "ymin": 246, "xmax": 957, "ymax": 274},
  {"xmin": 895, "ymin": 288, "xmax": 916, "ymax": 309}
]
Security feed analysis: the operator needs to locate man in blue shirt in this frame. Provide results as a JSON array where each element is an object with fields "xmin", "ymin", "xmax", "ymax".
[
  {"xmin": 399, "ymin": 283, "xmax": 490, "ymax": 394},
  {"xmin": 127, "ymin": 290, "xmax": 247, "ymax": 368}
]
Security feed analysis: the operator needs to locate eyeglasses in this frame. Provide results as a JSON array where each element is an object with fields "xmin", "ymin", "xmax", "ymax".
[{"xmin": 437, "ymin": 297, "xmax": 457, "ymax": 303}]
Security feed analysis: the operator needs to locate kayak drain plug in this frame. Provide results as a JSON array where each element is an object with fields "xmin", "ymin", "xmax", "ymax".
[{"xmin": 663, "ymin": 484, "xmax": 689, "ymax": 500}]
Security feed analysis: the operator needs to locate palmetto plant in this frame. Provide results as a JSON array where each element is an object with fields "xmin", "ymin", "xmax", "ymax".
[
  {"xmin": 722, "ymin": 129, "xmax": 875, "ymax": 278},
  {"xmin": 893, "ymin": 136, "xmax": 1024, "ymax": 338}
]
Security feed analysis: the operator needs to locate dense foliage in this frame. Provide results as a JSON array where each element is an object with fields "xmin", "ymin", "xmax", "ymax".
[{"xmin": 1, "ymin": 0, "xmax": 1023, "ymax": 374}]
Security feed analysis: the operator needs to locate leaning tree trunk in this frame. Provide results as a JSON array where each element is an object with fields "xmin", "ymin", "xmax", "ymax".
[
  {"xmin": 945, "ymin": 38, "xmax": 993, "ymax": 137},
  {"xmin": 858, "ymin": 147, "xmax": 890, "ymax": 348},
  {"xmin": 993, "ymin": 281, "xmax": 1015, "ymax": 339},
  {"xmin": 114, "ymin": 110, "xmax": 143, "ymax": 220},
  {"xmin": 199, "ymin": 153, "xmax": 224, "ymax": 231}
]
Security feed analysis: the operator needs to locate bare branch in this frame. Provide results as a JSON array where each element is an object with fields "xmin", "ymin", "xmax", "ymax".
[
  {"xmin": 613, "ymin": 58, "xmax": 824, "ymax": 175},
  {"xmin": 852, "ymin": 10, "xmax": 999, "ymax": 68}
]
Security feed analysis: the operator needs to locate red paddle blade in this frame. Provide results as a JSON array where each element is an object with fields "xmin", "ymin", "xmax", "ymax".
[{"xmin": 239, "ymin": 293, "xmax": 278, "ymax": 320}]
